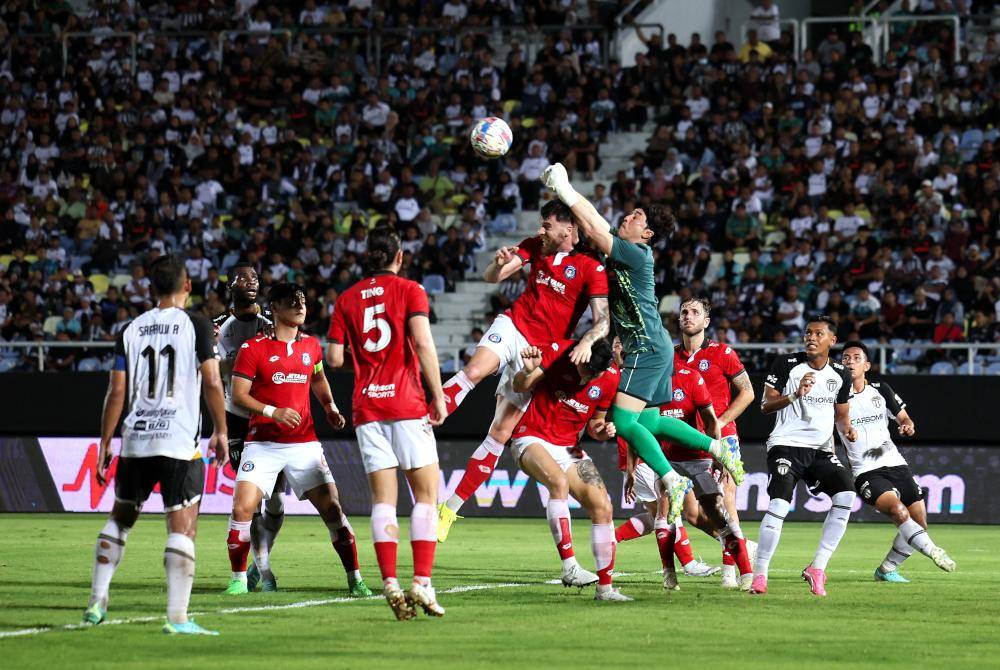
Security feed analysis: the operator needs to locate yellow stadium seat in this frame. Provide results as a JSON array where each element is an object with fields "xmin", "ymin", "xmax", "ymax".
[
  {"xmin": 88, "ymin": 274, "xmax": 110, "ymax": 296},
  {"xmin": 111, "ymin": 274, "xmax": 132, "ymax": 289},
  {"xmin": 24, "ymin": 255, "xmax": 38, "ymax": 263},
  {"xmin": 0, "ymin": 254, "xmax": 13, "ymax": 268},
  {"xmin": 502, "ymin": 100, "xmax": 519, "ymax": 116},
  {"xmin": 522, "ymin": 117, "xmax": 537, "ymax": 128}
]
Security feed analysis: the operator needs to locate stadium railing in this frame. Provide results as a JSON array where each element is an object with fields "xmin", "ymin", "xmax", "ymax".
[{"xmin": 3, "ymin": 341, "xmax": 999, "ymax": 374}]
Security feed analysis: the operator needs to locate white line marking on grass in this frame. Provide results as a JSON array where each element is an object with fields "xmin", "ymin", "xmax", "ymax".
[{"xmin": 0, "ymin": 583, "xmax": 533, "ymax": 639}]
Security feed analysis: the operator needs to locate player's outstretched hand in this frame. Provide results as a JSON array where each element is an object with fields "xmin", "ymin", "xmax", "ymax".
[
  {"xmin": 428, "ymin": 396, "xmax": 447, "ymax": 426},
  {"xmin": 520, "ymin": 346, "xmax": 543, "ymax": 372},
  {"xmin": 210, "ymin": 431, "xmax": 229, "ymax": 469},
  {"xmin": 96, "ymin": 439, "xmax": 114, "ymax": 486},
  {"xmin": 541, "ymin": 163, "xmax": 568, "ymax": 190},
  {"xmin": 569, "ymin": 341, "xmax": 593, "ymax": 365},
  {"xmin": 272, "ymin": 407, "xmax": 302, "ymax": 428},
  {"xmin": 797, "ymin": 371, "xmax": 816, "ymax": 398},
  {"xmin": 325, "ymin": 405, "xmax": 346, "ymax": 430},
  {"xmin": 495, "ymin": 246, "xmax": 518, "ymax": 266}
]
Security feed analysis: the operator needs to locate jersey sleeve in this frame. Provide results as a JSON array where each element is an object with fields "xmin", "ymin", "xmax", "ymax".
[
  {"xmin": 406, "ymin": 280, "xmax": 430, "ymax": 319},
  {"xmin": 189, "ymin": 312, "xmax": 220, "ymax": 363},
  {"xmin": 610, "ymin": 236, "xmax": 651, "ymax": 270},
  {"xmin": 542, "ymin": 338, "xmax": 575, "ymax": 368},
  {"xmin": 112, "ymin": 324, "xmax": 128, "ymax": 371},
  {"xmin": 764, "ymin": 355, "xmax": 793, "ymax": 390},
  {"xmin": 690, "ymin": 370, "xmax": 714, "ymax": 408},
  {"xmin": 327, "ymin": 295, "xmax": 347, "ymax": 344},
  {"xmin": 835, "ymin": 365, "xmax": 851, "ymax": 404},
  {"xmin": 586, "ymin": 259, "xmax": 609, "ymax": 298},
  {"xmin": 874, "ymin": 381, "xmax": 906, "ymax": 416},
  {"xmin": 514, "ymin": 236, "xmax": 542, "ymax": 264},
  {"xmin": 720, "ymin": 345, "xmax": 746, "ymax": 379},
  {"xmin": 232, "ymin": 340, "xmax": 260, "ymax": 381}
]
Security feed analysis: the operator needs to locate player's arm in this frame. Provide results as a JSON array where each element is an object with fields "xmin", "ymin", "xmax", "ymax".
[
  {"xmin": 409, "ymin": 313, "xmax": 446, "ymax": 426},
  {"xmin": 541, "ymin": 163, "xmax": 614, "ymax": 255},
  {"xmin": 586, "ymin": 408, "xmax": 617, "ymax": 441},
  {"xmin": 719, "ymin": 370, "xmax": 755, "ymax": 426},
  {"xmin": 696, "ymin": 402, "xmax": 721, "ymax": 440},
  {"xmin": 570, "ymin": 296, "xmax": 610, "ymax": 364},
  {"xmin": 192, "ymin": 313, "xmax": 228, "ymax": 467},
  {"xmin": 325, "ymin": 342, "xmax": 344, "ymax": 368},
  {"xmin": 760, "ymin": 357, "xmax": 812, "ymax": 414},
  {"xmin": 895, "ymin": 408, "xmax": 916, "ymax": 437},
  {"xmin": 877, "ymin": 381, "xmax": 914, "ymax": 436},
  {"xmin": 483, "ymin": 244, "xmax": 524, "ymax": 283},
  {"xmin": 231, "ymin": 375, "xmax": 302, "ymax": 427},
  {"xmin": 835, "ymin": 402, "xmax": 857, "ymax": 442},
  {"xmin": 97, "ymin": 369, "xmax": 126, "ymax": 486},
  {"xmin": 512, "ymin": 345, "xmax": 545, "ymax": 393},
  {"xmin": 325, "ymin": 296, "xmax": 346, "ymax": 368},
  {"xmin": 310, "ymin": 360, "xmax": 345, "ymax": 430}
]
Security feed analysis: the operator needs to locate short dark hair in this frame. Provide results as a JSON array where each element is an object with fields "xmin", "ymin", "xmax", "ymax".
[
  {"xmin": 584, "ymin": 338, "xmax": 614, "ymax": 375},
  {"xmin": 365, "ymin": 225, "xmax": 401, "ymax": 272},
  {"xmin": 229, "ymin": 260, "xmax": 256, "ymax": 276},
  {"xmin": 680, "ymin": 297, "xmax": 712, "ymax": 316},
  {"xmin": 806, "ymin": 315, "xmax": 837, "ymax": 333},
  {"xmin": 840, "ymin": 340, "xmax": 870, "ymax": 361},
  {"xmin": 645, "ymin": 203, "xmax": 676, "ymax": 240},
  {"xmin": 267, "ymin": 282, "xmax": 304, "ymax": 306},
  {"xmin": 540, "ymin": 199, "xmax": 574, "ymax": 224},
  {"xmin": 148, "ymin": 255, "xmax": 187, "ymax": 297}
]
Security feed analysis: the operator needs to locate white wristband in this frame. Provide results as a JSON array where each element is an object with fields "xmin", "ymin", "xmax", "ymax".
[
  {"xmin": 262, "ymin": 405, "xmax": 276, "ymax": 418},
  {"xmin": 557, "ymin": 184, "xmax": 580, "ymax": 208}
]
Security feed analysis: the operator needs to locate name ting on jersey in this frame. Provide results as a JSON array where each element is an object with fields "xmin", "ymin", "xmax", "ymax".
[
  {"xmin": 364, "ymin": 382, "xmax": 396, "ymax": 399},
  {"xmin": 272, "ymin": 372, "xmax": 308, "ymax": 385},
  {"xmin": 361, "ymin": 286, "xmax": 385, "ymax": 299},
  {"xmin": 535, "ymin": 271, "xmax": 566, "ymax": 295}
]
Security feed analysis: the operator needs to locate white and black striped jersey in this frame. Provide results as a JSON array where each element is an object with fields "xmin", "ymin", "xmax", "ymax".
[
  {"xmin": 214, "ymin": 307, "xmax": 271, "ymax": 418},
  {"xmin": 114, "ymin": 307, "xmax": 219, "ymax": 460},
  {"xmin": 764, "ymin": 352, "xmax": 851, "ymax": 452},
  {"xmin": 838, "ymin": 380, "xmax": 908, "ymax": 477}
]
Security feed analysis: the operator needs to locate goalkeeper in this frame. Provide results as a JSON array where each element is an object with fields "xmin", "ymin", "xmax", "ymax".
[{"xmin": 541, "ymin": 164, "xmax": 744, "ymax": 522}]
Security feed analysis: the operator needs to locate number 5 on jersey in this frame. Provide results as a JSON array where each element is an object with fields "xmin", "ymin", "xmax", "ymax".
[{"xmin": 363, "ymin": 304, "xmax": 391, "ymax": 352}]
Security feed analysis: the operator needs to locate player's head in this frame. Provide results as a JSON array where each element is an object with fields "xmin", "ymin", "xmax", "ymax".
[
  {"xmin": 579, "ymin": 338, "xmax": 614, "ymax": 378},
  {"xmin": 618, "ymin": 203, "xmax": 675, "ymax": 245},
  {"xmin": 840, "ymin": 340, "xmax": 871, "ymax": 380},
  {"xmin": 148, "ymin": 254, "xmax": 190, "ymax": 300},
  {"xmin": 268, "ymin": 282, "xmax": 306, "ymax": 328},
  {"xmin": 228, "ymin": 261, "xmax": 259, "ymax": 307},
  {"xmin": 365, "ymin": 226, "xmax": 403, "ymax": 273},
  {"xmin": 679, "ymin": 297, "xmax": 711, "ymax": 337},
  {"xmin": 539, "ymin": 200, "xmax": 576, "ymax": 253},
  {"xmin": 803, "ymin": 315, "xmax": 837, "ymax": 358}
]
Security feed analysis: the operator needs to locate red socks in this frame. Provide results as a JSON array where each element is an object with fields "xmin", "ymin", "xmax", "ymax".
[
  {"xmin": 371, "ymin": 503, "xmax": 398, "ymax": 581},
  {"xmin": 410, "ymin": 502, "xmax": 437, "ymax": 582},
  {"xmin": 453, "ymin": 436, "xmax": 505, "ymax": 502},
  {"xmin": 547, "ymin": 499, "xmax": 575, "ymax": 560},
  {"xmin": 327, "ymin": 519, "xmax": 360, "ymax": 573},
  {"xmin": 654, "ymin": 520, "xmax": 675, "ymax": 571},
  {"xmin": 725, "ymin": 535, "xmax": 753, "ymax": 576},
  {"xmin": 615, "ymin": 513, "xmax": 653, "ymax": 543},
  {"xmin": 442, "ymin": 371, "xmax": 474, "ymax": 415},
  {"xmin": 673, "ymin": 524, "xmax": 695, "ymax": 566},
  {"xmin": 227, "ymin": 518, "xmax": 251, "ymax": 572}
]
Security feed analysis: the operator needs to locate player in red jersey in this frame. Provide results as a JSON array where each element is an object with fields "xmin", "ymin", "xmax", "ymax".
[
  {"xmin": 437, "ymin": 200, "xmax": 610, "ymax": 540},
  {"xmin": 224, "ymin": 283, "xmax": 371, "ymax": 598},
  {"xmin": 509, "ymin": 338, "xmax": 627, "ymax": 601},
  {"xmin": 325, "ymin": 227, "xmax": 447, "ymax": 620},
  {"xmin": 675, "ymin": 297, "xmax": 757, "ymax": 588},
  {"xmin": 614, "ymin": 365, "xmax": 722, "ymax": 589}
]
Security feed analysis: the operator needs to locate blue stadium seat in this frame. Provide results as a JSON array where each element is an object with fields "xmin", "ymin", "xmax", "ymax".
[
  {"xmin": 422, "ymin": 274, "xmax": 446, "ymax": 295},
  {"xmin": 929, "ymin": 361, "xmax": 956, "ymax": 375}
]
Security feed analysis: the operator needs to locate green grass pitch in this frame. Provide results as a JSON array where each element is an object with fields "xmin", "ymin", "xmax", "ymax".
[{"xmin": 0, "ymin": 514, "xmax": 996, "ymax": 669}]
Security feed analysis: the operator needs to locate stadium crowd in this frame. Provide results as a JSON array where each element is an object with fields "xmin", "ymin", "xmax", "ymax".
[{"xmin": 0, "ymin": 0, "xmax": 997, "ymax": 373}]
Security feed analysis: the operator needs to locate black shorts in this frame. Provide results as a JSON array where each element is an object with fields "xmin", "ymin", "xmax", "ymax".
[
  {"xmin": 766, "ymin": 445, "xmax": 853, "ymax": 502},
  {"xmin": 115, "ymin": 456, "xmax": 205, "ymax": 512},
  {"xmin": 855, "ymin": 465, "xmax": 923, "ymax": 507},
  {"xmin": 227, "ymin": 411, "xmax": 250, "ymax": 468}
]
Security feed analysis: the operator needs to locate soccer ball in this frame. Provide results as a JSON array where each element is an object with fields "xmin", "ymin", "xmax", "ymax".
[{"xmin": 470, "ymin": 117, "xmax": 513, "ymax": 159}]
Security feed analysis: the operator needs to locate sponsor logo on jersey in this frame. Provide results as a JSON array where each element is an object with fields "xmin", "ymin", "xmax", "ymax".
[
  {"xmin": 659, "ymin": 408, "xmax": 684, "ymax": 419},
  {"xmin": 241, "ymin": 342, "xmax": 250, "ymax": 348},
  {"xmin": 302, "ymin": 352, "xmax": 311, "ymax": 366},
  {"xmin": 488, "ymin": 333, "xmax": 502, "ymax": 343},
  {"xmin": 564, "ymin": 265, "xmax": 577, "ymax": 280},
  {"xmin": 271, "ymin": 372, "xmax": 309, "ymax": 385},
  {"xmin": 558, "ymin": 395, "xmax": 592, "ymax": 413},
  {"xmin": 872, "ymin": 395, "xmax": 882, "ymax": 408},
  {"xmin": 268, "ymin": 355, "xmax": 280, "ymax": 362},
  {"xmin": 776, "ymin": 458, "xmax": 792, "ymax": 476},
  {"xmin": 698, "ymin": 359, "xmax": 710, "ymax": 372},
  {"xmin": 241, "ymin": 461, "xmax": 254, "ymax": 472},
  {"xmin": 725, "ymin": 347, "xmax": 732, "ymax": 354},
  {"xmin": 673, "ymin": 388, "xmax": 686, "ymax": 401},
  {"xmin": 587, "ymin": 385, "xmax": 602, "ymax": 399},
  {"xmin": 596, "ymin": 264, "xmax": 605, "ymax": 272},
  {"xmin": 363, "ymin": 382, "xmax": 397, "ymax": 399},
  {"xmin": 536, "ymin": 271, "xmax": 567, "ymax": 295},
  {"xmin": 827, "ymin": 379, "xmax": 837, "ymax": 392},
  {"xmin": 766, "ymin": 373, "xmax": 778, "ymax": 385}
]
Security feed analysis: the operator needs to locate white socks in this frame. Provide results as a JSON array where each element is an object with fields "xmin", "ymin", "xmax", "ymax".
[
  {"xmin": 627, "ymin": 512, "xmax": 653, "ymax": 537},
  {"xmin": 812, "ymin": 491, "xmax": 856, "ymax": 571},
  {"xmin": 89, "ymin": 519, "xmax": 130, "ymax": 609},
  {"xmin": 899, "ymin": 518, "xmax": 938, "ymax": 557},
  {"xmin": 252, "ymin": 495, "xmax": 285, "ymax": 574},
  {"xmin": 754, "ymin": 498, "xmax": 790, "ymax": 578},
  {"xmin": 164, "ymin": 533, "xmax": 196, "ymax": 625},
  {"xmin": 443, "ymin": 370, "xmax": 475, "ymax": 405},
  {"xmin": 881, "ymin": 530, "xmax": 914, "ymax": 573},
  {"xmin": 590, "ymin": 523, "xmax": 616, "ymax": 581}
]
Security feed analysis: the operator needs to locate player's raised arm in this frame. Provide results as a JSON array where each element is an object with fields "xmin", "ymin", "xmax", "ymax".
[
  {"xmin": 408, "ymin": 313, "xmax": 446, "ymax": 425},
  {"xmin": 483, "ymin": 244, "xmax": 524, "ymax": 283},
  {"xmin": 512, "ymin": 346, "xmax": 545, "ymax": 393},
  {"xmin": 541, "ymin": 163, "xmax": 614, "ymax": 256}
]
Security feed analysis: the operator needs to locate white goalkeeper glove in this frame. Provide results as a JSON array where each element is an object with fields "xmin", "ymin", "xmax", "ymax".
[{"xmin": 540, "ymin": 163, "xmax": 580, "ymax": 207}]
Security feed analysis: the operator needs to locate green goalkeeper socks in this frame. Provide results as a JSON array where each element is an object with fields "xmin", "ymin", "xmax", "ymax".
[
  {"xmin": 637, "ymin": 407, "xmax": 715, "ymax": 452},
  {"xmin": 612, "ymin": 406, "xmax": 675, "ymax": 478}
]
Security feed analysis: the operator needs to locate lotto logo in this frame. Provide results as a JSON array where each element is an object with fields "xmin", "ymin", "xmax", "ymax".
[{"xmin": 269, "ymin": 355, "xmax": 280, "ymax": 362}]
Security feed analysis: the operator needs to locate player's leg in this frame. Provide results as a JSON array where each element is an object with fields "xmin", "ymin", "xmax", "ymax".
[
  {"xmin": 84, "ymin": 499, "xmax": 140, "ymax": 624},
  {"xmin": 248, "ymin": 473, "xmax": 285, "ymax": 591},
  {"xmin": 802, "ymin": 453, "xmax": 857, "ymax": 597},
  {"xmin": 904, "ymin": 496, "xmax": 956, "ymax": 572},
  {"xmin": 440, "ymin": 316, "xmax": 511, "ymax": 415},
  {"xmin": 568, "ymin": 459, "xmax": 631, "ymax": 601},
  {"xmin": 751, "ymin": 446, "xmax": 802, "ymax": 594},
  {"xmin": 680, "ymin": 460, "xmax": 748, "ymax": 586},
  {"xmin": 514, "ymin": 440, "xmax": 596, "ymax": 587},
  {"xmin": 367, "ymin": 466, "xmax": 414, "ymax": 620},
  {"xmin": 675, "ymin": 489, "xmax": 719, "ymax": 577},
  {"xmin": 870, "ymin": 468, "xmax": 955, "ymax": 576},
  {"xmin": 402, "ymin": 459, "xmax": 445, "ymax": 616},
  {"xmin": 226, "ymin": 442, "xmax": 276, "ymax": 594}
]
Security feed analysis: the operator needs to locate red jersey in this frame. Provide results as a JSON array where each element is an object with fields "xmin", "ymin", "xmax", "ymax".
[
  {"xmin": 674, "ymin": 340, "xmax": 745, "ymax": 438},
  {"xmin": 327, "ymin": 272, "xmax": 430, "ymax": 426},
  {"xmin": 514, "ymin": 339, "xmax": 619, "ymax": 447},
  {"xmin": 232, "ymin": 334, "xmax": 324, "ymax": 444},
  {"xmin": 506, "ymin": 237, "xmax": 608, "ymax": 347},
  {"xmin": 615, "ymin": 366, "xmax": 713, "ymax": 469}
]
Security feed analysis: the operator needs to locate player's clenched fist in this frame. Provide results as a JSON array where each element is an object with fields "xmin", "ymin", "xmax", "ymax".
[
  {"xmin": 589, "ymin": 419, "xmax": 616, "ymax": 440},
  {"xmin": 796, "ymin": 371, "xmax": 816, "ymax": 398},
  {"xmin": 495, "ymin": 246, "xmax": 518, "ymax": 265},
  {"xmin": 541, "ymin": 163, "xmax": 568, "ymax": 189},
  {"xmin": 272, "ymin": 407, "xmax": 301, "ymax": 427},
  {"xmin": 324, "ymin": 404, "xmax": 346, "ymax": 430},
  {"xmin": 520, "ymin": 346, "xmax": 543, "ymax": 372}
]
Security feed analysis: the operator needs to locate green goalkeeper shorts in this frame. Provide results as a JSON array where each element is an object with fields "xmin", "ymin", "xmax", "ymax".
[{"xmin": 618, "ymin": 348, "xmax": 673, "ymax": 405}]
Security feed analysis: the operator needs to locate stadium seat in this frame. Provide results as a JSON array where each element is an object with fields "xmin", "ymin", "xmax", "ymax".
[
  {"xmin": 423, "ymin": 275, "xmax": 446, "ymax": 295},
  {"xmin": 77, "ymin": 357, "xmax": 102, "ymax": 372},
  {"xmin": 658, "ymin": 294, "xmax": 680, "ymax": 315},
  {"xmin": 929, "ymin": 361, "xmax": 956, "ymax": 375},
  {"xmin": 111, "ymin": 274, "xmax": 131, "ymax": 289},
  {"xmin": 88, "ymin": 274, "xmax": 110, "ymax": 296},
  {"xmin": 0, "ymin": 358, "xmax": 16, "ymax": 373},
  {"xmin": 986, "ymin": 361, "xmax": 1000, "ymax": 375},
  {"xmin": 42, "ymin": 315, "xmax": 61, "ymax": 336},
  {"xmin": 0, "ymin": 254, "xmax": 12, "ymax": 268}
]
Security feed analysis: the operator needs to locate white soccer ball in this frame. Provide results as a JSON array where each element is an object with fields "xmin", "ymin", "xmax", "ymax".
[{"xmin": 469, "ymin": 116, "xmax": 513, "ymax": 159}]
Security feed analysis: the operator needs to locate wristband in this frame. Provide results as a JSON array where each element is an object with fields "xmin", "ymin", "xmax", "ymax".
[
  {"xmin": 557, "ymin": 184, "xmax": 580, "ymax": 208},
  {"xmin": 787, "ymin": 393, "xmax": 799, "ymax": 404},
  {"xmin": 262, "ymin": 405, "xmax": 276, "ymax": 418}
]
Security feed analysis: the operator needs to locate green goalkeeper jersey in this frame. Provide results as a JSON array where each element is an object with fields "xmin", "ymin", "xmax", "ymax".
[{"xmin": 607, "ymin": 235, "xmax": 671, "ymax": 355}]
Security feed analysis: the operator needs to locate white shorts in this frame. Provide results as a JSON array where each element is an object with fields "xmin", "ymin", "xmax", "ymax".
[
  {"xmin": 477, "ymin": 314, "xmax": 532, "ymax": 412},
  {"xmin": 237, "ymin": 441, "xmax": 335, "ymax": 500},
  {"xmin": 356, "ymin": 417, "xmax": 438, "ymax": 474},
  {"xmin": 510, "ymin": 436, "xmax": 590, "ymax": 473},
  {"xmin": 632, "ymin": 461, "xmax": 661, "ymax": 503}
]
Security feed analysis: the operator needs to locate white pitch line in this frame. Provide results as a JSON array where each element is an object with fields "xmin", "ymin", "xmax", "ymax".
[{"xmin": 0, "ymin": 582, "xmax": 533, "ymax": 639}]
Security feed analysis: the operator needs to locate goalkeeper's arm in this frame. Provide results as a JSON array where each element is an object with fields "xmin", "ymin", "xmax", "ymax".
[{"xmin": 542, "ymin": 164, "xmax": 615, "ymax": 256}]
